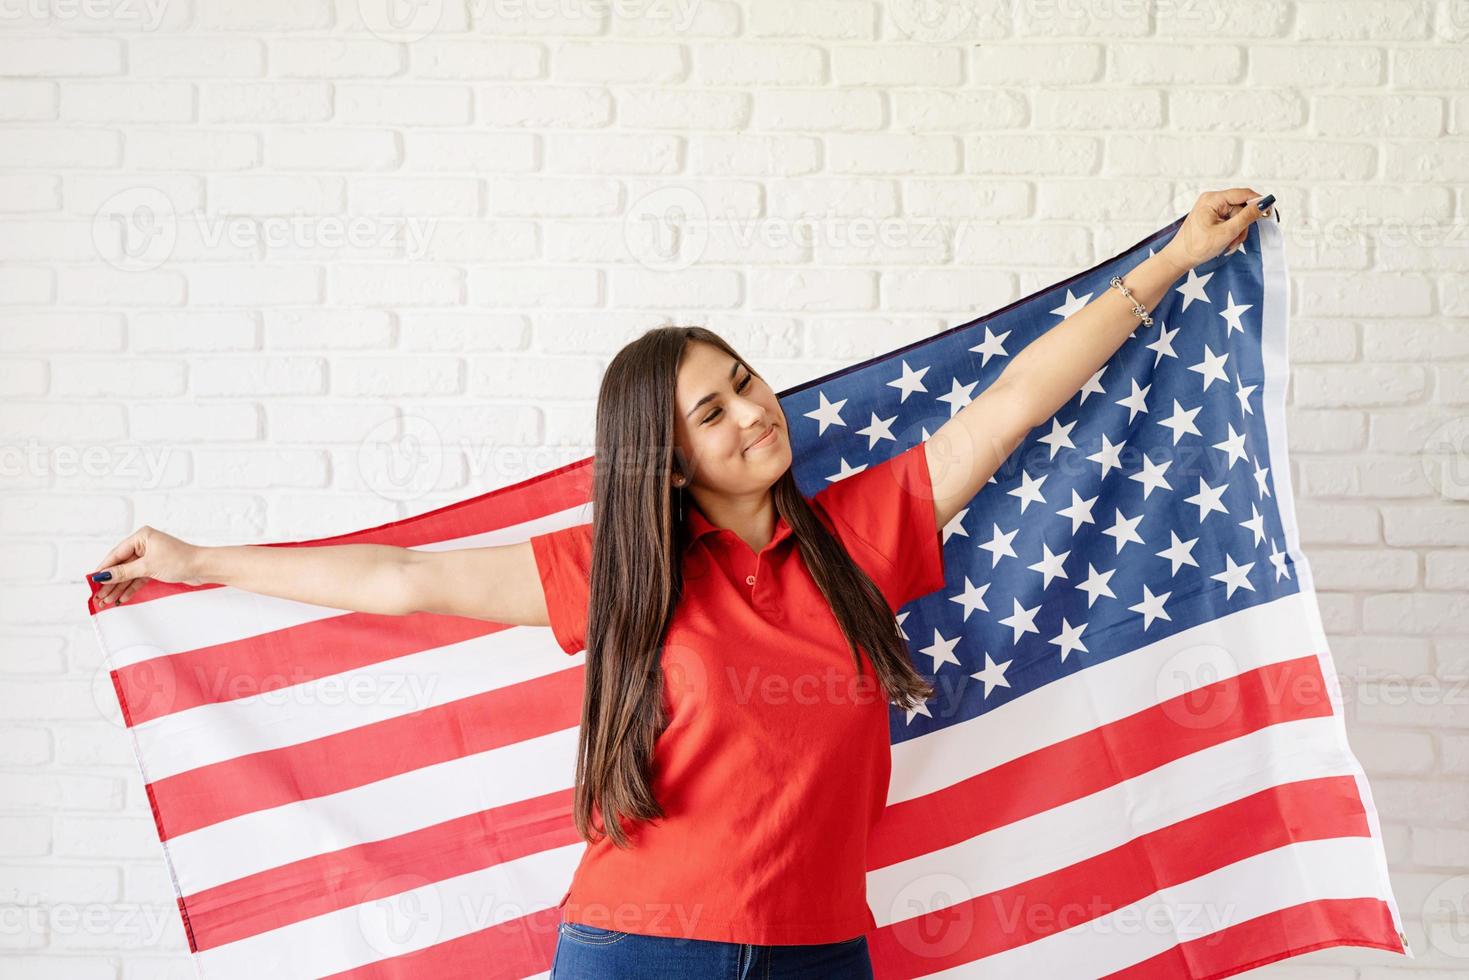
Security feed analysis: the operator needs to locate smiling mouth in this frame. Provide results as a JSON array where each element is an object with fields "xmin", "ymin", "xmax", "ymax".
[{"xmin": 745, "ymin": 425, "xmax": 778, "ymax": 453}]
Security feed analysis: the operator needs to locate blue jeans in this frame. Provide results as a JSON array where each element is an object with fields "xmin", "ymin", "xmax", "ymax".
[{"xmin": 549, "ymin": 919, "xmax": 875, "ymax": 979}]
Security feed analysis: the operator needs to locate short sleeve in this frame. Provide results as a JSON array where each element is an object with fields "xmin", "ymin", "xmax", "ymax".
[
  {"xmin": 528, "ymin": 522, "xmax": 594, "ymax": 655},
  {"xmin": 810, "ymin": 439, "xmax": 947, "ymax": 611}
]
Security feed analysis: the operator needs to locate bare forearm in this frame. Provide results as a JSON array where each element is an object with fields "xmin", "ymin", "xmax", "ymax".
[
  {"xmin": 1002, "ymin": 248, "xmax": 1192, "ymax": 427},
  {"xmin": 194, "ymin": 542, "xmax": 413, "ymax": 616}
]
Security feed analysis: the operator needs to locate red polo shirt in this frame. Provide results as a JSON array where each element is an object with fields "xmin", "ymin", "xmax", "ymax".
[{"xmin": 528, "ymin": 439, "xmax": 946, "ymax": 945}]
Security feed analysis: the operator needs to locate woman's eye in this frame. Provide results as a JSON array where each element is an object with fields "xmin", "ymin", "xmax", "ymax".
[{"xmin": 701, "ymin": 374, "xmax": 753, "ymax": 425}]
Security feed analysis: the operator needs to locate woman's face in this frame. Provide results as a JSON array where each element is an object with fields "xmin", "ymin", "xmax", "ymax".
[{"xmin": 672, "ymin": 341, "xmax": 790, "ymax": 497}]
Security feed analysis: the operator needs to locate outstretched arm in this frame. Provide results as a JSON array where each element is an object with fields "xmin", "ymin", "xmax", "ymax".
[{"xmin": 924, "ymin": 187, "xmax": 1271, "ymax": 532}]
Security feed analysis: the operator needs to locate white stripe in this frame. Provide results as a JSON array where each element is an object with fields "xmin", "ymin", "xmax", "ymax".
[
  {"xmin": 133, "ymin": 624, "xmax": 580, "ymax": 781},
  {"xmin": 168, "ymin": 725, "xmax": 579, "ymax": 895},
  {"xmin": 161, "ymin": 588, "xmax": 1356, "ymax": 901},
  {"xmin": 889, "ymin": 590, "xmax": 1322, "ymax": 806},
  {"xmin": 182, "ymin": 702, "xmax": 1374, "ymax": 977},
  {"xmin": 1256, "ymin": 217, "xmax": 1311, "ymax": 596},
  {"xmin": 192, "ymin": 841, "xmax": 582, "ymax": 979},
  {"xmin": 95, "ymin": 503, "xmax": 593, "ymax": 670},
  {"xmin": 1256, "ymin": 220, "xmax": 1407, "ymax": 948},
  {"xmin": 916, "ymin": 835, "xmax": 1392, "ymax": 978},
  {"xmin": 869, "ymin": 714, "xmax": 1358, "ymax": 928}
]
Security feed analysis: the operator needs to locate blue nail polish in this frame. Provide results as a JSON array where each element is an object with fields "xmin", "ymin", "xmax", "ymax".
[
  {"xmin": 91, "ymin": 570, "xmax": 111, "ymax": 582},
  {"xmin": 1256, "ymin": 193, "xmax": 1275, "ymax": 213}
]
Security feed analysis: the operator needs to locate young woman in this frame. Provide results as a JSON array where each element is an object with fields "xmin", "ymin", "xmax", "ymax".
[{"xmin": 90, "ymin": 189, "xmax": 1269, "ymax": 979}]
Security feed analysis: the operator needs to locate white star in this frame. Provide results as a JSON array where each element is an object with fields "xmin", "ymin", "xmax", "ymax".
[
  {"xmin": 896, "ymin": 608, "xmax": 914, "ymax": 642},
  {"xmin": 1008, "ymin": 470, "xmax": 1048, "ymax": 513},
  {"xmin": 978, "ymin": 523, "xmax": 1020, "ymax": 567},
  {"xmin": 856, "ymin": 411, "xmax": 899, "ymax": 449},
  {"xmin": 1189, "ymin": 343, "xmax": 1230, "ymax": 391},
  {"xmin": 1252, "ymin": 455, "xmax": 1272, "ymax": 499},
  {"xmin": 804, "ymin": 390, "xmax": 847, "ymax": 434},
  {"xmin": 1129, "ymin": 583, "xmax": 1173, "ymax": 630},
  {"xmin": 997, "ymin": 596, "xmax": 1042, "ymax": 644},
  {"xmin": 1115, "ymin": 378, "xmax": 1151, "ymax": 423},
  {"xmin": 1210, "ymin": 553, "xmax": 1257, "ymax": 599},
  {"xmin": 1145, "ymin": 319, "xmax": 1180, "ymax": 368},
  {"xmin": 970, "ymin": 652, "xmax": 1013, "ymax": 699},
  {"xmin": 1057, "ymin": 488, "xmax": 1099, "ymax": 533},
  {"xmin": 1102, "ymin": 507, "xmax": 1146, "ymax": 554},
  {"xmin": 1212, "ymin": 423, "xmax": 1249, "ymax": 470},
  {"xmin": 968, "ymin": 326, "xmax": 1011, "ymax": 366},
  {"xmin": 1158, "ymin": 399, "xmax": 1202, "ymax": 445},
  {"xmin": 1225, "ymin": 235, "xmax": 1249, "ymax": 257},
  {"xmin": 1239, "ymin": 502, "xmax": 1266, "ymax": 546},
  {"xmin": 1155, "ymin": 530, "xmax": 1200, "ymax": 575},
  {"xmin": 1077, "ymin": 366, "xmax": 1107, "ymax": 404},
  {"xmin": 1049, "ymin": 617, "xmax": 1088, "ymax": 663},
  {"xmin": 903, "ymin": 698, "xmax": 932, "ymax": 725},
  {"xmin": 1087, "ymin": 432, "xmax": 1126, "ymax": 479},
  {"xmin": 1037, "ymin": 417, "xmax": 1077, "ymax": 459},
  {"xmin": 887, "ymin": 360, "xmax": 929, "ymax": 403},
  {"xmin": 937, "ymin": 376, "xmax": 979, "ymax": 417},
  {"xmin": 1050, "ymin": 287, "xmax": 1093, "ymax": 319},
  {"xmin": 825, "ymin": 457, "xmax": 869, "ymax": 483},
  {"xmin": 1075, "ymin": 562, "xmax": 1117, "ymax": 608},
  {"xmin": 1027, "ymin": 542, "xmax": 1071, "ymax": 588},
  {"xmin": 1267, "ymin": 537, "xmax": 1293, "ymax": 582},
  {"xmin": 948, "ymin": 576, "xmax": 990, "ymax": 621},
  {"xmin": 1184, "ymin": 476, "xmax": 1230, "ymax": 521},
  {"xmin": 1175, "ymin": 266, "xmax": 1213, "ymax": 311},
  {"xmin": 919, "ymin": 628, "xmax": 963, "ymax": 672},
  {"xmin": 1130, "ymin": 452, "xmax": 1173, "ymax": 499},
  {"xmin": 941, "ymin": 506, "xmax": 970, "ymax": 545},
  {"xmin": 1234, "ymin": 371, "xmax": 1258, "ymax": 416},
  {"xmin": 1218, "ymin": 291, "xmax": 1253, "ymax": 335}
]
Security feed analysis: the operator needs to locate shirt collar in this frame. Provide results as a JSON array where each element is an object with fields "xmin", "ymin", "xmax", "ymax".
[{"xmin": 685, "ymin": 501, "xmax": 795, "ymax": 553}]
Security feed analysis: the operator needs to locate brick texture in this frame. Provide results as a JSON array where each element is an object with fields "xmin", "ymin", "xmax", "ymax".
[{"xmin": 2, "ymin": 4, "xmax": 1465, "ymax": 975}]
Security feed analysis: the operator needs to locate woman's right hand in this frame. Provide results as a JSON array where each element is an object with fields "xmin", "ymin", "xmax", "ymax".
[{"xmin": 90, "ymin": 525, "xmax": 206, "ymax": 606}]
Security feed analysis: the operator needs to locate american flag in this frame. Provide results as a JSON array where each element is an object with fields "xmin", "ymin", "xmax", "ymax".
[{"xmin": 88, "ymin": 215, "xmax": 1408, "ymax": 979}]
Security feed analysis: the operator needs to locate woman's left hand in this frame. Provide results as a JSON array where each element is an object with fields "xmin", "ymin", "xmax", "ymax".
[{"xmin": 1160, "ymin": 187, "xmax": 1272, "ymax": 272}]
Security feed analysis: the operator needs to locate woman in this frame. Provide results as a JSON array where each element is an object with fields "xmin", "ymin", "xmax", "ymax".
[{"xmin": 90, "ymin": 189, "xmax": 1270, "ymax": 979}]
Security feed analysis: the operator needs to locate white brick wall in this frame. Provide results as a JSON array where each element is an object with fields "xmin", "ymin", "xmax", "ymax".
[{"xmin": 2, "ymin": 1, "xmax": 1466, "ymax": 976}]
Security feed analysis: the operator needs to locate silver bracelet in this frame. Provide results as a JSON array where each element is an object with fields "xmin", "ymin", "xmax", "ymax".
[{"xmin": 1109, "ymin": 275, "xmax": 1153, "ymax": 328}]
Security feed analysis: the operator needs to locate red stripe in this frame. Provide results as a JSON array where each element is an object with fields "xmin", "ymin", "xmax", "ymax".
[
  {"xmin": 320, "ymin": 906, "xmax": 563, "ymax": 980},
  {"xmin": 170, "ymin": 653, "xmax": 1340, "ymax": 952},
  {"xmin": 868, "ymin": 775, "xmax": 1374, "ymax": 977},
  {"xmin": 184, "ymin": 788, "xmax": 581, "ymax": 952},
  {"xmin": 115, "ymin": 611, "xmax": 505, "ymax": 726},
  {"xmin": 1099, "ymin": 896, "xmax": 1404, "ymax": 979},
  {"xmin": 152, "ymin": 665, "xmax": 584, "ymax": 839},
  {"xmin": 109, "ymin": 456, "xmax": 593, "ymax": 726},
  {"xmin": 871, "ymin": 654, "xmax": 1334, "ymax": 869}
]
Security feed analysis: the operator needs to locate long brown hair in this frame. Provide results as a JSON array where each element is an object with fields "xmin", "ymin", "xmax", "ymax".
[{"xmin": 572, "ymin": 325, "xmax": 936, "ymax": 848}]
